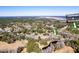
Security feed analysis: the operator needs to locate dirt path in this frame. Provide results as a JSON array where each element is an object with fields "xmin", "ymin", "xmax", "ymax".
[{"xmin": 54, "ymin": 46, "xmax": 74, "ymax": 53}]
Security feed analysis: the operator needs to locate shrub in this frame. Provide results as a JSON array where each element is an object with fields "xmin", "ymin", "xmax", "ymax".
[
  {"xmin": 65, "ymin": 40, "xmax": 79, "ymax": 53},
  {"xmin": 67, "ymin": 22, "xmax": 79, "ymax": 34},
  {"xmin": 27, "ymin": 39, "xmax": 41, "ymax": 53},
  {"xmin": 39, "ymin": 40, "xmax": 48, "ymax": 45}
]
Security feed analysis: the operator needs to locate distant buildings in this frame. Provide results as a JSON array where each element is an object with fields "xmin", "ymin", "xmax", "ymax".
[{"xmin": 66, "ymin": 13, "xmax": 79, "ymax": 22}]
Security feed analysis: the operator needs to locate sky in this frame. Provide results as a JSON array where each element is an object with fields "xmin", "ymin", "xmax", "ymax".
[{"xmin": 0, "ymin": 6, "xmax": 79, "ymax": 16}]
